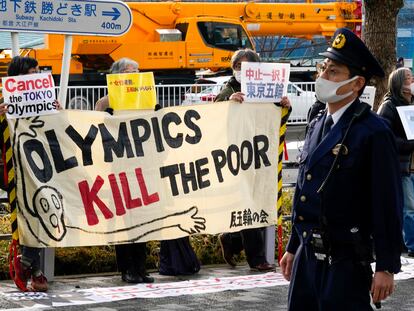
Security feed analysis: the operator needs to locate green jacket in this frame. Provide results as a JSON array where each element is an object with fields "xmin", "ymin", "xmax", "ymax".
[{"xmin": 214, "ymin": 76, "xmax": 240, "ymax": 102}]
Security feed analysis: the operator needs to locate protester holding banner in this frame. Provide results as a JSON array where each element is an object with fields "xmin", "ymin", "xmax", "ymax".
[
  {"xmin": 378, "ymin": 67, "xmax": 414, "ymax": 257},
  {"xmin": 3, "ymin": 56, "xmax": 49, "ymax": 292},
  {"xmin": 280, "ymin": 28, "xmax": 402, "ymax": 310},
  {"xmin": 96, "ymin": 57, "xmax": 154, "ymax": 284},
  {"xmin": 95, "ymin": 58, "xmax": 140, "ymax": 112},
  {"xmin": 214, "ymin": 48, "xmax": 290, "ymax": 271}
]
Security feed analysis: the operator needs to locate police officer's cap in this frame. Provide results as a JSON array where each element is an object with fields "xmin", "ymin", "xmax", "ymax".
[{"xmin": 320, "ymin": 28, "xmax": 384, "ymax": 79}]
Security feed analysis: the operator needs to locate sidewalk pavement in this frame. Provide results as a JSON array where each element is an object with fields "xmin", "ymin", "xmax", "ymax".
[
  {"xmin": 1, "ymin": 261, "xmax": 414, "ymax": 311},
  {"xmin": 0, "ymin": 264, "xmax": 284, "ymax": 310}
]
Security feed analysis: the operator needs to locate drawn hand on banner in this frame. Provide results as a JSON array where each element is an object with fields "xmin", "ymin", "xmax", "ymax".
[
  {"xmin": 67, "ymin": 206, "xmax": 207, "ymax": 244},
  {"xmin": 177, "ymin": 206, "xmax": 207, "ymax": 234},
  {"xmin": 23, "ymin": 116, "xmax": 44, "ymax": 139}
]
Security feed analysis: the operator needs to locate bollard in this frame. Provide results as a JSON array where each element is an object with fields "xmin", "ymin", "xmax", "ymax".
[
  {"xmin": 40, "ymin": 248, "xmax": 55, "ymax": 281},
  {"xmin": 264, "ymin": 226, "xmax": 275, "ymax": 265}
]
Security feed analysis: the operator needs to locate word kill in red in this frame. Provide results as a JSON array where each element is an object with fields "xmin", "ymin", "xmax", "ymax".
[{"xmin": 78, "ymin": 167, "xmax": 159, "ymax": 226}]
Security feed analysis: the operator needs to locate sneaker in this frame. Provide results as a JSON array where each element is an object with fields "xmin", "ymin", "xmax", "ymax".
[
  {"xmin": 218, "ymin": 233, "xmax": 236, "ymax": 267},
  {"xmin": 13, "ymin": 255, "xmax": 31, "ymax": 292},
  {"xmin": 30, "ymin": 271, "xmax": 48, "ymax": 292}
]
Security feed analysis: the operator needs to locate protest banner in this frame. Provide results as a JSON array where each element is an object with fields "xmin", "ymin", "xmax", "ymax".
[
  {"xmin": 240, "ymin": 62, "xmax": 290, "ymax": 103},
  {"xmin": 397, "ymin": 105, "xmax": 414, "ymax": 140},
  {"xmin": 8, "ymin": 102, "xmax": 280, "ymax": 247},
  {"xmin": 1, "ymin": 73, "xmax": 58, "ymax": 119},
  {"xmin": 107, "ymin": 72, "xmax": 156, "ymax": 110},
  {"xmin": 359, "ymin": 86, "xmax": 376, "ymax": 107}
]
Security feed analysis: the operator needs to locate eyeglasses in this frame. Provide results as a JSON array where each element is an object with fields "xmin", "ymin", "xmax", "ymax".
[
  {"xmin": 316, "ymin": 62, "xmax": 349, "ymax": 79},
  {"xmin": 121, "ymin": 69, "xmax": 139, "ymax": 73}
]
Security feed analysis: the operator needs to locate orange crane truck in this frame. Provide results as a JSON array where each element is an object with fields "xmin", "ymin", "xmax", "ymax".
[{"xmin": 0, "ymin": 1, "xmax": 361, "ymax": 103}]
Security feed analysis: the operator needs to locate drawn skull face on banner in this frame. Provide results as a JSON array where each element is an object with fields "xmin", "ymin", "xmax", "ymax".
[{"xmin": 33, "ymin": 186, "xmax": 67, "ymax": 241}]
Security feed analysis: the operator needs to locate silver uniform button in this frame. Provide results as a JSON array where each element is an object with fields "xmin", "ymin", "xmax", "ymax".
[
  {"xmin": 300, "ymin": 195, "xmax": 306, "ymax": 202},
  {"xmin": 306, "ymin": 174, "xmax": 312, "ymax": 181},
  {"xmin": 302, "ymin": 231, "xmax": 307, "ymax": 238}
]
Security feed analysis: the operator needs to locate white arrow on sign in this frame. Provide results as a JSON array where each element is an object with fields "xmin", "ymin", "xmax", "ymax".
[{"xmin": 0, "ymin": 0, "xmax": 132, "ymax": 36}]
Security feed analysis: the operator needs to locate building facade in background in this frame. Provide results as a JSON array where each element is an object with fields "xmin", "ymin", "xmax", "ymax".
[{"xmin": 397, "ymin": 0, "xmax": 414, "ymax": 68}]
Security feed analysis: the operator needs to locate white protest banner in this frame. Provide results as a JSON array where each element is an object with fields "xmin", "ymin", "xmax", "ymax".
[
  {"xmin": 359, "ymin": 86, "xmax": 376, "ymax": 107},
  {"xmin": 397, "ymin": 105, "xmax": 414, "ymax": 140},
  {"xmin": 9, "ymin": 102, "xmax": 280, "ymax": 247},
  {"xmin": 241, "ymin": 62, "xmax": 290, "ymax": 103},
  {"xmin": 1, "ymin": 73, "xmax": 57, "ymax": 119}
]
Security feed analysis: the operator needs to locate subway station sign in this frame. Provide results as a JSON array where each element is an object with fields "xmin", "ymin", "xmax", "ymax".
[{"xmin": 0, "ymin": 0, "xmax": 132, "ymax": 36}]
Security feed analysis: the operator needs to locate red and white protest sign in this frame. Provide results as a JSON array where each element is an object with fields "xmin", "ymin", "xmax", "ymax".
[
  {"xmin": 241, "ymin": 62, "xmax": 290, "ymax": 103},
  {"xmin": 2, "ymin": 73, "xmax": 58, "ymax": 119}
]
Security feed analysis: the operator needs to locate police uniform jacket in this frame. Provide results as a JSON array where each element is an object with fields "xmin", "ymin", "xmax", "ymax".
[{"xmin": 286, "ymin": 99, "xmax": 403, "ymax": 273}]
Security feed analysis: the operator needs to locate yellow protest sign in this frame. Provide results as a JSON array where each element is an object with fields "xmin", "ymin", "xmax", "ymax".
[{"xmin": 107, "ymin": 72, "xmax": 156, "ymax": 110}]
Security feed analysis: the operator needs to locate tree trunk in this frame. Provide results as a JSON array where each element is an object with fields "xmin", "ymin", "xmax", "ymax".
[{"xmin": 363, "ymin": 0, "xmax": 403, "ymax": 110}]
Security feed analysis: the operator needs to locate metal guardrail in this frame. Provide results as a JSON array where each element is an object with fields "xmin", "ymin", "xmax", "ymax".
[
  {"xmin": 0, "ymin": 233, "xmax": 11, "ymax": 240},
  {"xmin": 59, "ymin": 82, "xmax": 316, "ymax": 125}
]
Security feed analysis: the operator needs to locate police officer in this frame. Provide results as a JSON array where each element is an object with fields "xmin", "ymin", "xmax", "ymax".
[{"xmin": 280, "ymin": 28, "xmax": 403, "ymax": 310}]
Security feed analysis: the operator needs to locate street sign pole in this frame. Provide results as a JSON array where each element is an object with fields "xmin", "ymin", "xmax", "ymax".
[
  {"xmin": 10, "ymin": 32, "xmax": 19, "ymax": 57},
  {"xmin": 58, "ymin": 35, "xmax": 73, "ymax": 106}
]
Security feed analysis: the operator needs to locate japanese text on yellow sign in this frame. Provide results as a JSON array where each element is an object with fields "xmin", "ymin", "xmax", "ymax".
[{"xmin": 107, "ymin": 72, "xmax": 156, "ymax": 110}]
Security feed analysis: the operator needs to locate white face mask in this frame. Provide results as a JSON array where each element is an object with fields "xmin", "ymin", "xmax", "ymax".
[
  {"xmin": 233, "ymin": 70, "xmax": 241, "ymax": 83},
  {"xmin": 315, "ymin": 76, "xmax": 359, "ymax": 104},
  {"xmin": 410, "ymin": 82, "xmax": 414, "ymax": 96}
]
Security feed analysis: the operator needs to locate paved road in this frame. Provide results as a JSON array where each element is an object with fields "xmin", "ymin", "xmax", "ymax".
[
  {"xmin": 281, "ymin": 124, "xmax": 304, "ymax": 184},
  {"xmin": 1, "ymin": 261, "xmax": 414, "ymax": 311}
]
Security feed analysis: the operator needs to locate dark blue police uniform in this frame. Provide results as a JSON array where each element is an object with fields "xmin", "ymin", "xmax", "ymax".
[{"xmin": 286, "ymin": 28, "xmax": 403, "ymax": 311}]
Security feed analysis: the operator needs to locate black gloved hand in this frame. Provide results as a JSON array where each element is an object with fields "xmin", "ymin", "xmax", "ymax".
[{"xmin": 105, "ymin": 107, "xmax": 114, "ymax": 115}]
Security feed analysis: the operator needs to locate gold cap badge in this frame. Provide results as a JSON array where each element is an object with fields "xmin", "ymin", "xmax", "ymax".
[{"xmin": 332, "ymin": 33, "xmax": 346, "ymax": 49}]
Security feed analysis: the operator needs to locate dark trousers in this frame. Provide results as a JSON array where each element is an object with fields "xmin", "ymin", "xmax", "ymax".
[
  {"xmin": 223, "ymin": 227, "xmax": 266, "ymax": 267},
  {"xmin": 288, "ymin": 242, "xmax": 373, "ymax": 311},
  {"xmin": 115, "ymin": 242, "xmax": 147, "ymax": 276},
  {"xmin": 21, "ymin": 246, "xmax": 41, "ymax": 272},
  {"xmin": 159, "ymin": 236, "xmax": 200, "ymax": 275}
]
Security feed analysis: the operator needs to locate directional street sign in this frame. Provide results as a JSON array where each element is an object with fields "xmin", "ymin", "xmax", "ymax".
[{"xmin": 0, "ymin": 0, "xmax": 132, "ymax": 36}]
